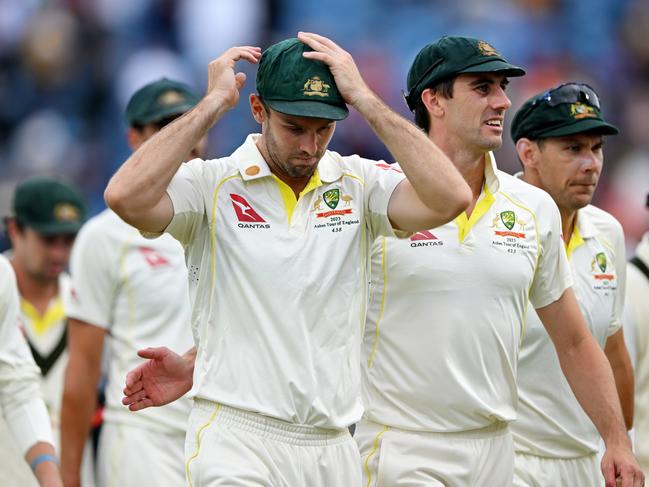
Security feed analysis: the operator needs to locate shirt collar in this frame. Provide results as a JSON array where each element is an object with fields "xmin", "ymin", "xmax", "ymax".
[
  {"xmin": 574, "ymin": 207, "xmax": 599, "ymax": 240},
  {"xmin": 484, "ymin": 151, "xmax": 501, "ymax": 194},
  {"xmin": 232, "ymin": 134, "xmax": 344, "ymax": 183}
]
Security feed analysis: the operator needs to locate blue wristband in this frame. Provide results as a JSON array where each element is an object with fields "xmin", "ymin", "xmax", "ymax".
[{"xmin": 30, "ymin": 453, "xmax": 59, "ymax": 471}]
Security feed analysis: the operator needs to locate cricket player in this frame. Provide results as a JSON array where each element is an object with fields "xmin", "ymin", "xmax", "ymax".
[
  {"xmin": 2, "ymin": 177, "xmax": 95, "ymax": 486},
  {"xmin": 510, "ymin": 81, "xmax": 634, "ymax": 485},
  {"xmin": 60, "ymin": 79, "xmax": 201, "ymax": 487},
  {"xmin": 0, "ymin": 253, "xmax": 63, "ymax": 487},
  {"xmin": 108, "ymin": 33, "xmax": 470, "ymax": 486},
  {"xmin": 627, "ymin": 196, "xmax": 649, "ymax": 476},
  {"xmin": 353, "ymin": 36, "xmax": 643, "ymax": 486}
]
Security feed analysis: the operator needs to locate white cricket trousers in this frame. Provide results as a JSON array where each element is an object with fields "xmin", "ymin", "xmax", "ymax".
[
  {"xmin": 184, "ymin": 399, "xmax": 361, "ymax": 487},
  {"xmin": 513, "ymin": 451, "xmax": 602, "ymax": 486},
  {"xmin": 356, "ymin": 418, "xmax": 513, "ymax": 487},
  {"xmin": 97, "ymin": 422, "xmax": 185, "ymax": 487}
]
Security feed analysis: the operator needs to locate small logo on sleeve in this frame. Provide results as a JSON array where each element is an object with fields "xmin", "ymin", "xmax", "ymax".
[{"xmin": 230, "ymin": 194, "xmax": 270, "ymax": 229}]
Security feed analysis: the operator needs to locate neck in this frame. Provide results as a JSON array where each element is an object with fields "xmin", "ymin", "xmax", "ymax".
[
  {"xmin": 560, "ymin": 207, "xmax": 578, "ymax": 246},
  {"xmin": 433, "ymin": 134, "xmax": 486, "ymax": 215},
  {"xmin": 10, "ymin": 260, "xmax": 58, "ymax": 308}
]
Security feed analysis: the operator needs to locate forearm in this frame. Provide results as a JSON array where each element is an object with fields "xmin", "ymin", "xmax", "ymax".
[
  {"xmin": 558, "ymin": 334, "xmax": 630, "ymax": 447},
  {"xmin": 60, "ymin": 364, "xmax": 98, "ymax": 482},
  {"xmin": 609, "ymin": 348, "xmax": 635, "ymax": 429},
  {"xmin": 26, "ymin": 442, "xmax": 63, "ymax": 487},
  {"xmin": 353, "ymin": 92, "xmax": 469, "ymax": 218},
  {"xmin": 105, "ymin": 93, "xmax": 228, "ymax": 219}
]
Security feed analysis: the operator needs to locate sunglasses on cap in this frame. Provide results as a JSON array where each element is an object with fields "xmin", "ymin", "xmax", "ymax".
[{"xmin": 531, "ymin": 82, "xmax": 600, "ymax": 109}]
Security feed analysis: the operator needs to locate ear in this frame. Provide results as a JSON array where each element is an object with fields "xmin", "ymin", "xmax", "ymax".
[
  {"xmin": 249, "ymin": 94, "xmax": 267, "ymax": 124},
  {"xmin": 421, "ymin": 88, "xmax": 444, "ymax": 118},
  {"xmin": 126, "ymin": 128, "xmax": 144, "ymax": 151},
  {"xmin": 515, "ymin": 138, "xmax": 539, "ymax": 171},
  {"xmin": 5, "ymin": 218, "xmax": 20, "ymax": 243}
]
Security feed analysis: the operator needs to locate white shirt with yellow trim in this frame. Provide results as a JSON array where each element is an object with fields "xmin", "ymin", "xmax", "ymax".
[
  {"xmin": 67, "ymin": 209, "xmax": 193, "ymax": 433},
  {"xmin": 514, "ymin": 204, "xmax": 626, "ymax": 458},
  {"xmin": 361, "ymin": 153, "xmax": 572, "ymax": 432},
  {"xmin": 164, "ymin": 133, "xmax": 405, "ymax": 430},
  {"xmin": 627, "ymin": 233, "xmax": 649, "ymax": 471},
  {"xmin": 0, "ymin": 254, "xmax": 54, "ymax": 454},
  {"xmin": 18, "ymin": 273, "xmax": 70, "ymax": 434}
]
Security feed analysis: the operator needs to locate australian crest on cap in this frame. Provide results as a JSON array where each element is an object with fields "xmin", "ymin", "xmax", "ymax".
[
  {"xmin": 477, "ymin": 40, "xmax": 499, "ymax": 57},
  {"xmin": 158, "ymin": 90, "xmax": 185, "ymax": 106},
  {"xmin": 570, "ymin": 102, "xmax": 597, "ymax": 120},
  {"xmin": 303, "ymin": 76, "xmax": 330, "ymax": 97},
  {"xmin": 54, "ymin": 203, "xmax": 80, "ymax": 222}
]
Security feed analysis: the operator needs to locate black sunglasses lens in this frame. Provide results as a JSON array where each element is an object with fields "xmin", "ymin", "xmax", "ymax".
[{"xmin": 545, "ymin": 83, "xmax": 600, "ymax": 108}]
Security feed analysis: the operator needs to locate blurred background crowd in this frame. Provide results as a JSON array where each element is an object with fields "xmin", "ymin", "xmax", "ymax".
[{"xmin": 0, "ymin": 0, "xmax": 648, "ymax": 250}]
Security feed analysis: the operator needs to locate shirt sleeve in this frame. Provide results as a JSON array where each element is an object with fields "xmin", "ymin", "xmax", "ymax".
[
  {"xmin": 165, "ymin": 158, "xmax": 211, "ymax": 246},
  {"xmin": 0, "ymin": 257, "xmax": 54, "ymax": 454},
  {"xmin": 530, "ymin": 195, "xmax": 573, "ymax": 309},
  {"xmin": 66, "ymin": 221, "xmax": 117, "ymax": 328},
  {"xmin": 353, "ymin": 157, "xmax": 407, "ymax": 240}
]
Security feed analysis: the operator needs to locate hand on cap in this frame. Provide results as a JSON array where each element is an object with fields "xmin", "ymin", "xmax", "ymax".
[
  {"xmin": 298, "ymin": 32, "xmax": 373, "ymax": 109},
  {"xmin": 207, "ymin": 46, "xmax": 262, "ymax": 110}
]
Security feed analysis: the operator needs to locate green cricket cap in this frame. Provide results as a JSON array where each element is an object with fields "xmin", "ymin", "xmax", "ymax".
[
  {"xmin": 256, "ymin": 38, "xmax": 349, "ymax": 121},
  {"xmin": 510, "ymin": 82, "xmax": 619, "ymax": 142},
  {"xmin": 12, "ymin": 177, "xmax": 87, "ymax": 235},
  {"xmin": 126, "ymin": 78, "xmax": 200, "ymax": 126},
  {"xmin": 405, "ymin": 35, "xmax": 525, "ymax": 110}
]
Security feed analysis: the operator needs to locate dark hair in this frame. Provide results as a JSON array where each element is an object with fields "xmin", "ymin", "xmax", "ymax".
[{"xmin": 412, "ymin": 77, "xmax": 456, "ymax": 132}]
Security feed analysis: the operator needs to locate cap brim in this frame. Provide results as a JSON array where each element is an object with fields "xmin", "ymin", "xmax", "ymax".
[
  {"xmin": 460, "ymin": 59, "xmax": 526, "ymax": 77},
  {"xmin": 266, "ymin": 100, "xmax": 349, "ymax": 121},
  {"xmin": 539, "ymin": 119, "xmax": 620, "ymax": 138},
  {"xmin": 29, "ymin": 221, "xmax": 83, "ymax": 235}
]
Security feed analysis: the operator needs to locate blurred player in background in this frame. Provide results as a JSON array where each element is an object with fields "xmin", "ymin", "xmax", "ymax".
[
  {"xmin": 354, "ymin": 36, "xmax": 642, "ymax": 487},
  {"xmin": 627, "ymin": 194, "xmax": 649, "ymax": 477},
  {"xmin": 2, "ymin": 177, "xmax": 95, "ymax": 486},
  {"xmin": 60, "ymin": 78, "xmax": 202, "ymax": 487},
  {"xmin": 510, "ymin": 81, "xmax": 634, "ymax": 485},
  {"xmin": 1, "ymin": 253, "xmax": 63, "ymax": 487}
]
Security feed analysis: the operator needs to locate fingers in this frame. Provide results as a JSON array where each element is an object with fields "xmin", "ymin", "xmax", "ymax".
[
  {"xmin": 137, "ymin": 347, "xmax": 168, "ymax": 360},
  {"xmin": 297, "ymin": 32, "xmax": 340, "ymax": 52},
  {"xmin": 122, "ymin": 388, "xmax": 149, "ymax": 406},
  {"xmin": 224, "ymin": 46, "xmax": 261, "ymax": 65},
  {"xmin": 234, "ymin": 72, "xmax": 247, "ymax": 91},
  {"xmin": 603, "ymin": 460, "xmax": 616, "ymax": 487},
  {"xmin": 128, "ymin": 398, "xmax": 154, "ymax": 412}
]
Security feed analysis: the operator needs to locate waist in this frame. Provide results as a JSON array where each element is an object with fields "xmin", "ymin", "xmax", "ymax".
[
  {"xmin": 361, "ymin": 416, "xmax": 509, "ymax": 440},
  {"xmin": 193, "ymin": 398, "xmax": 351, "ymax": 446}
]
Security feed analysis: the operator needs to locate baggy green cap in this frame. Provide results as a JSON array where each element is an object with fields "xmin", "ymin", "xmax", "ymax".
[
  {"xmin": 510, "ymin": 82, "xmax": 619, "ymax": 142},
  {"xmin": 126, "ymin": 78, "xmax": 200, "ymax": 126},
  {"xmin": 12, "ymin": 177, "xmax": 87, "ymax": 235},
  {"xmin": 405, "ymin": 35, "xmax": 525, "ymax": 110},
  {"xmin": 256, "ymin": 38, "xmax": 349, "ymax": 121}
]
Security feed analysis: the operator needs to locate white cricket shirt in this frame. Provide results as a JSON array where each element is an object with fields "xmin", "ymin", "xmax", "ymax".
[
  {"xmin": 67, "ymin": 209, "xmax": 193, "ymax": 433},
  {"xmin": 628, "ymin": 233, "xmax": 649, "ymax": 472},
  {"xmin": 513, "ymin": 204, "xmax": 626, "ymax": 458},
  {"xmin": 18, "ymin": 273, "xmax": 70, "ymax": 434},
  {"xmin": 0, "ymin": 255, "xmax": 54, "ymax": 453},
  {"xmin": 361, "ymin": 153, "xmax": 572, "ymax": 432},
  {"xmin": 165, "ymin": 134, "xmax": 405, "ymax": 430}
]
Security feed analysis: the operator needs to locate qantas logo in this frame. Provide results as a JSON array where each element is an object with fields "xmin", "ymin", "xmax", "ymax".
[
  {"xmin": 139, "ymin": 247, "xmax": 170, "ymax": 267},
  {"xmin": 374, "ymin": 163, "xmax": 403, "ymax": 173},
  {"xmin": 410, "ymin": 230, "xmax": 443, "ymax": 247},
  {"xmin": 230, "ymin": 194, "xmax": 270, "ymax": 229}
]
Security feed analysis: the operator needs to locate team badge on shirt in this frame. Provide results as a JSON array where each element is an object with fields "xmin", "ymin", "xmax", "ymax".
[
  {"xmin": 313, "ymin": 187, "xmax": 359, "ymax": 232},
  {"xmin": 591, "ymin": 251, "xmax": 615, "ymax": 291},
  {"xmin": 490, "ymin": 209, "xmax": 531, "ymax": 254}
]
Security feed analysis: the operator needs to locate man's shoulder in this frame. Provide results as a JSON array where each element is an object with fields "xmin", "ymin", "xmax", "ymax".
[
  {"xmin": 581, "ymin": 205, "xmax": 623, "ymax": 236},
  {"xmin": 496, "ymin": 170, "xmax": 558, "ymax": 214}
]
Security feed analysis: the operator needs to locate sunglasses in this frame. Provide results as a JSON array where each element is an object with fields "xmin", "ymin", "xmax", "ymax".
[{"xmin": 530, "ymin": 82, "xmax": 600, "ymax": 110}]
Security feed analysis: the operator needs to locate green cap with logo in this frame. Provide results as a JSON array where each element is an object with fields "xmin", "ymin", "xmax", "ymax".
[
  {"xmin": 405, "ymin": 35, "xmax": 525, "ymax": 110},
  {"xmin": 256, "ymin": 38, "xmax": 348, "ymax": 121},
  {"xmin": 510, "ymin": 82, "xmax": 619, "ymax": 142},
  {"xmin": 12, "ymin": 177, "xmax": 86, "ymax": 235},
  {"xmin": 126, "ymin": 78, "xmax": 201, "ymax": 126}
]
